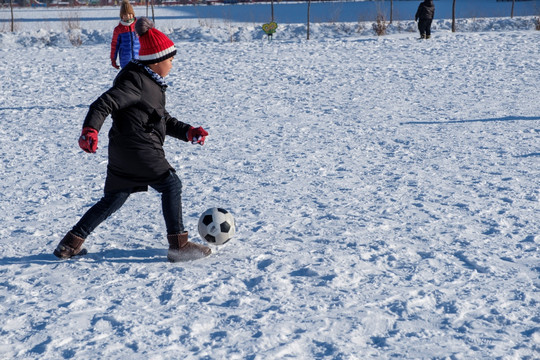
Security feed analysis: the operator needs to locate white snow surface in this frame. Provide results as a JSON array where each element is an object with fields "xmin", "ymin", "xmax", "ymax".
[{"xmin": 0, "ymin": 4, "xmax": 539, "ymax": 360}]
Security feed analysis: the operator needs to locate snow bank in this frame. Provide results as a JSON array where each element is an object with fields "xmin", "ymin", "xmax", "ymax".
[{"xmin": 1, "ymin": 16, "xmax": 539, "ymax": 48}]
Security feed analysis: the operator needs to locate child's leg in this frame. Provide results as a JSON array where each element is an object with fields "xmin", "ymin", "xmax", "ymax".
[
  {"xmin": 71, "ymin": 191, "xmax": 131, "ymax": 238},
  {"xmin": 152, "ymin": 171, "xmax": 211, "ymax": 261},
  {"xmin": 418, "ymin": 20, "xmax": 427, "ymax": 37},
  {"xmin": 150, "ymin": 171, "xmax": 184, "ymax": 235},
  {"xmin": 426, "ymin": 19, "xmax": 433, "ymax": 37}
]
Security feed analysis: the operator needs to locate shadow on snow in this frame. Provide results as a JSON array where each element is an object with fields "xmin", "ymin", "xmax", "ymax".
[
  {"xmin": 0, "ymin": 248, "xmax": 168, "ymax": 265},
  {"xmin": 400, "ymin": 115, "xmax": 540, "ymax": 125}
]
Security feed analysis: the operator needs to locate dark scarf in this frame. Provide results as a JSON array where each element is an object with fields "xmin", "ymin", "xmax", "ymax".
[{"xmin": 131, "ymin": 59, "xmax": 168, "ymax": 91}]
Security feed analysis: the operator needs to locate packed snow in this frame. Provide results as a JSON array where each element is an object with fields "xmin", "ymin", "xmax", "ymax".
[{"xmin": 0, "ymin": 2, "xmax": 539, "ymax": 359}]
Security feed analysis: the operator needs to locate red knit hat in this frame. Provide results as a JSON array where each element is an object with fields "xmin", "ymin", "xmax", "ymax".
[{"xmin": 135, "ymin": 17, "xmax": 177, "ymax": 65}]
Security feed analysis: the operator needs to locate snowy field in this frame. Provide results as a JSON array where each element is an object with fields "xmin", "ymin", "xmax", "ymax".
[{"xmin": 1, "ymin": 2, "xmax": 540, "ymax": 360}]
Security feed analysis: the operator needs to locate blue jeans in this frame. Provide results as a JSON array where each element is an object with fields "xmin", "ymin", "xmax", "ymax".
[{"xmin": 72, "ymin": 171, "xmax": 184, "ymax": 238}]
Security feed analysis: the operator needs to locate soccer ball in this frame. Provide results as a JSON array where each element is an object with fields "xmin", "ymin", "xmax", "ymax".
[{"xmin": 197, "ymin": 208, "xmax": 236, "ymax": 245}]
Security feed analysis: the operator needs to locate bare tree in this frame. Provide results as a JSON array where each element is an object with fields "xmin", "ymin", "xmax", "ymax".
[
  {"xmin": 10, "ymin": 0, "xmax": 14, "ymax": 32},
  {"xmin": 271, "ymin": 0, "xmax": 274, "ymax": 22},
  {"xmin": 390, "ymin": 0, "xmax": 393, "ymax": 24},
  {"xmin": 307, "ymin": 0, "xmax": 311, "ymax": 40},
  {"xmin": 452, "ymin": 0, "xmax": 457, "ymax": 33},
  {"xmin": 511, "ymin": 0, "xmax": 515, "ymax": 19},
  {"xmin": 144, "ymin": 0, "xmax": 155, "ymax": 23}
]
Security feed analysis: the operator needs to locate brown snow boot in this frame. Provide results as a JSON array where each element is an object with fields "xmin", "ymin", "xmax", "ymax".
[
  {"xmin": 167, "ymin": 232, "xmax": 211, "ymax": 262},
  {"xmin": 53, "ymin": 231, "xmax": 86, "ymax": 259}
]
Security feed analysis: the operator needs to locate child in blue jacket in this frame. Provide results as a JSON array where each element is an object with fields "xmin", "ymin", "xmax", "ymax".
[{"xmin": 110, "ymin": 0, "xmax": 140, "ymax": 69}]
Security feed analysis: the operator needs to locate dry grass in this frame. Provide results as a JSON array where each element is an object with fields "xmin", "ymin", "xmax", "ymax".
[
  {"xmin": 0, "ymin": 16, "xmax": 20, "ymax": 32},
  {"xmin": 61, "ymin": 12, "xmax": 82, "ymax": 47},
  {"xmin": 372, "ymin": 13, "xmax": 387, "ymax": 36}
]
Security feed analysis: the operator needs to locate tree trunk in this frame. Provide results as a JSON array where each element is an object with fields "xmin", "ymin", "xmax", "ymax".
[
  {"xmin": 511, "ymin": 0, "xmax": 515, "ymax": 19},
  {"xmin": 10, "ymin": 0, "xmax": 14, "ymax": 32},
  {"xmin": 390, "ymin": 0, "xmax": 393, "ymax": 24},
  {"xmin": 271, "ymin": 0, "xmax": 274, "ymax": 23},
  {"xmin": 307, "ymin": 0, "xmax": 311, "ymax": 40},
  {"xmin": 452, "ymin": 0, "xmax": 456, "ymax": 33}
]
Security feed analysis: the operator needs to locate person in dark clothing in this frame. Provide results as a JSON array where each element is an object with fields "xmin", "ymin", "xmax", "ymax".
[
  {"xmin": 415, "ymin": 0, "xmax": 435, "ymax": 39},
  {"xmin": 54, "ymin": 17, "xmax": 211, "ymax": 262}
]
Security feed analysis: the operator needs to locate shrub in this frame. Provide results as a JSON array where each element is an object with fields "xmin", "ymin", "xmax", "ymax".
[
  {"xmin": 61, "ymin": 12, "xmax": 82, "ymax": 47},
  {"xmin": 373, "ymin": 13, "xmax": 387, "ymax": 36}
]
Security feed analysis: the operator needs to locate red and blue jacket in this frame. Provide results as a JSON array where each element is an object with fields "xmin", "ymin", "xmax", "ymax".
[{"xmin": 110, "ymin": 19, "xmax": 140, "ymax": 68}]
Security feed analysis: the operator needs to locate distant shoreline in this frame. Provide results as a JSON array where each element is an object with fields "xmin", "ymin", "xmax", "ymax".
[{"xmin": 1, "ymin": 1, "xmax": 538, "ymax": 24}]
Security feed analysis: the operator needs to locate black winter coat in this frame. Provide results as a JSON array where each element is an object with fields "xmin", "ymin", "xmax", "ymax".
[
  {"xmin": 415, "ymin": 0, "xmax": 435, "ymax": 21},
  {"xmin": 83, "ymin": 61, "xmax": 191, "ymax": 193}
]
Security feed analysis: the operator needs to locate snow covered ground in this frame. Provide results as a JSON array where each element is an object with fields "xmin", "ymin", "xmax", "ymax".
[{"xmin": 0, "ymin": 3, "xmax": 539, "ymax": 360}]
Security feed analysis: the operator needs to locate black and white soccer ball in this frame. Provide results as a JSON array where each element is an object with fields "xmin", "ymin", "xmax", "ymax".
[{"xmin": 197, "ymin": 208, "xmax": 236, "ymax": 245}]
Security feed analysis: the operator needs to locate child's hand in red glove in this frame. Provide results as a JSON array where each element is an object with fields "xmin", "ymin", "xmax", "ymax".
[
  {"xmin": 187, "ymin": 126, "xmax": 208, "ymax": 145},
  {"xmin": 79, "ymin": 127, "xmax": 98, "ymax": 153}
]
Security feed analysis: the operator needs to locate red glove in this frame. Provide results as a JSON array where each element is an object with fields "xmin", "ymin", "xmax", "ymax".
[
  {"xmin": 187, "ymin": 126, "xmax": 208, "ymax": 145},
  {"xmin": 79, "ymin": 127, "xmax": 98, "ymax": 153},
  {"xmin": 111, "ymin": 60, "xmax": 119, "ymax": 69}
]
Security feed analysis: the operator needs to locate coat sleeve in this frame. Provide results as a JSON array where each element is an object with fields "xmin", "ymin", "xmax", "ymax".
[
  {"xmin": 110, "ymin": 26, "xmax": 121, "ymax": 62},
  {"xmin": 83, "ymin": 71, "xmax": 142, "ymax": 132},
  {"xmin": 164, "ymin": 111, "xmax": 191, "ymax": 142}
]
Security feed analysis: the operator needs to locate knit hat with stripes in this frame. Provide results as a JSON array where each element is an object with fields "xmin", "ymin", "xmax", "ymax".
[{"xmin": 135, "ymin": 17, "xmax": 177, "ymax": 65}]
